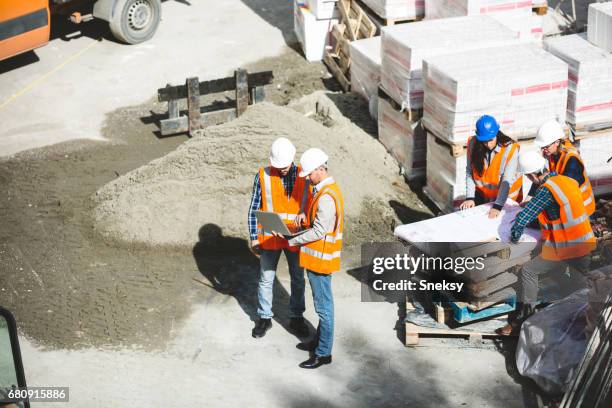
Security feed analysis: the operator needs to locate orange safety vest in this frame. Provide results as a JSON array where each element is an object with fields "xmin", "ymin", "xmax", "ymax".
[
  {"xmin": 537, "ymin": 175, "xmax": 596, "ymax": 261},
  {"xmin": 299, "ymin": 181, "xmax": 344, "ymax": 274},
  {"xmin": 548, "ymin": 145, "xmax": 595, "ymax": 216},
  {"xmin": 257, "ymin": 166, "xmax": 311, "ymax": 252},
  {"xmin": 467, "ymin": 137, "xmax": 522, "ymax": 202}
]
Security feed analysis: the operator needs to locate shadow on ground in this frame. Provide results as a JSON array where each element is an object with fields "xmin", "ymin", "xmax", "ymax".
[{"xmin": 192, "ymin": 223, "xmax": 315, "ymax": 339}]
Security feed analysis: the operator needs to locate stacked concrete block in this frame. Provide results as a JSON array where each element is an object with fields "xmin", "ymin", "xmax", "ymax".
[
  {"xmin": 350, "ymin": 36, "xmax": 382, "ymax": 105},
  {"xmin": 422, "ymin": 43, "xmax": 568, "ymax": 144},
  {"xmin": 361, "ymin": 0, "xmax": 425, "ymax": 20},
  {"xmin": 587, "ymin": 2, "xmax": 612, "ymax": 52},
  {"xmin": 294, "ymin": 1, "xmax": 338, "ymax": 61}
]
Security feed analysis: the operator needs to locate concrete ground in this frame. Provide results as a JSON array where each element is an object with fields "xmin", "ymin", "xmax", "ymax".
[
  {"xmin": 0, "ymin": 0, "xmax": 293, "ymax": 157},
  {"xmin": 19, "ymin": 266, "xmax": 534, "ymax": 408},
  {"xmin": 2, "ymin": 1, "xmax": 588, "ymax": 407}
]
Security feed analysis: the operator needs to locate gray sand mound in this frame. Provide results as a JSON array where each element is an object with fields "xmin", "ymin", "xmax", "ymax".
[{"xmin": 93, "ymin": 92, "xmax": 424, "ymax": 246}]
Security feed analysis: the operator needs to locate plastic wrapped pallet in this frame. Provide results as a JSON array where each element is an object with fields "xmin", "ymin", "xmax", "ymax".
[
  {"xmin": 380, "ymin": 16, "xmax": 518, "ymax": 110},
  {"xmin": 576, "ymin": 131, "xmax": 612, "ymax": 196},
  {"xmin": 361, "ymin": 0, "xmax": 425, "ymax": 20},
  {"xmin": 425, "ymin": 0, "xmax": 532, "ymax": 20},
  {"xmin": 587, "ymin": 2, "xmax": 612, "ymax": 52},
  {"xmin": 350, "ymin": 36, "xmax": 382, "ymax": 104},
  {"xmin": 544, "ymin": 34, "xmax": 612, "ymax": 128},
  {"xmin": 378, "ymin": 97, "xmax": 427, "ymax": 180},
  {"xmin": 422, "ymin": 43, "xmax": 568, "ymax": 144},
  {"xmin": 306, "ymin": 0, "xmax": 339, "ymax": 19},
  {"xmin": 294, "ymin": 1, "xmax": 338, "ymax": 61},
  {"xmin": 492, "ymin": 12, "xmax": 544, "ymax": 42}
]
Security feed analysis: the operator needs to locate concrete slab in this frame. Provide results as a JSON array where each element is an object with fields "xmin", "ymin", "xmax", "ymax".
[
  {"xmin": 19, "ymin": 270, "xmax": 531, "ymax": 408},
  {"xmin": 0, "ymin": 1, "xmax": 291, "ymax": 157}
]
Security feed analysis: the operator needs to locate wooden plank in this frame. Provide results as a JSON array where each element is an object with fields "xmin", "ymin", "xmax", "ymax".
[
  {"xmin": 404, "ymin": 322, "xmax": 509, "ymax": 347},
  {"xmin": 158, "ymin": 70, "xmax": 274, "ymax": 101},
  {"xmin": 235, "ymin": 68, "xmax": 248, "ymax": 117},
  {"xmin": 187, "ymin": 77, "xmax": 202, "ymax": 135},
  {"xmin": 201, "ymin": 108, "xmax": 237, "ymax": 127},
  {"xmin": 160, "ymin": 116, "xmax": 188, "ymax": 136},
  {"xmin": 323, "ymin": 53, "xmax": 351, "ymax": 92},
  {"xmin": 168, "ymin": 99, "xmax": 179, "ymax": 119}
]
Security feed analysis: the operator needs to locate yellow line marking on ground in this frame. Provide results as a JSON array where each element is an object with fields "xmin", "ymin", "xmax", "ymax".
[{"xmin": 0, "ymin": 40, "xmax": 99, "ymax": 110}]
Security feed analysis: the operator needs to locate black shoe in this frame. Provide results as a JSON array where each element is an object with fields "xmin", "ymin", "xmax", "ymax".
[
  {"xmin": 252, "ymin": 318, "xmax": 272, "ymax": 338},
  {"xmin": 299, "ymin": 355, "xmax": 332, "ymax": 369},
  {"xmin": 296, "ymin": 339, "xmax": 318, "ymax": 351},
  {"xmin": 289, "ymin": 317, "xmax": 309, "ymax": 337}
]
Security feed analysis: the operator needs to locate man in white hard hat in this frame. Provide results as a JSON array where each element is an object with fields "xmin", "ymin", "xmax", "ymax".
[
  {"xmin": 497, "ymin": 151, "xmax": 596, "ymax": 335},
  {"xmin": 248, "ymin": 137, "xmax": 311, "ymax": 338},
  {"xmin": 531, "ymin": 120, "xmax": 594, "ymax": 215},
  {"xmin": 274, "ymin": 148, "xmax": 344, "ymax": 369}
]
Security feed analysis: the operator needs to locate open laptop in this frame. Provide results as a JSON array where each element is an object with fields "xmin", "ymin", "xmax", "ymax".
[{"xmin": 255, "ymin": 211, "xmax": 302, "ymax": 237}]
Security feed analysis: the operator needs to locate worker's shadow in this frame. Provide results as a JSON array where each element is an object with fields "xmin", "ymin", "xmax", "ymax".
[{"xmin": 192, "ymin": 224, "xmax": 314, "ymax": 339}]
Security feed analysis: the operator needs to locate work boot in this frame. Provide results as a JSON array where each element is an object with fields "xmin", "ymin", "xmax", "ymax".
[
  {"xmin": 252, "ymin": 318, "xmax": 272, "ymax": 338},
  {"xmin": 299, "ymin": 355, "xmax": 332, "ymax": 369},
  {"xmin": 289, "ymin": 317, "xmax": 309, "ymax": 337},
  {"xmin": 496, "ymin": 304, "xmax": 534, "ymax": 336}
]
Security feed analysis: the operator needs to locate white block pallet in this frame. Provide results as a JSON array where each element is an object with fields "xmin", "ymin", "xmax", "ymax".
[
  {"xmin": 294, "ymin": 1, "xmax": 338, "ymax": 62},
  {"xmin": 380, "ymin": 15, "xmax": 519, "ymax": 111},
  {"xmin": 587, "ymin": 2, "xmax": 612, "ymax": 52},
  {"xmin": 545, "ymin": 34, "xmax": 612, "ymax": 130},
  {"xmin": 360, "ymin": 0, "xmax": 425, "ymax": 23},
  {"xmin": 349, "ymin": 36, "xmax": 382, "ymax": 104},
  {"xmin": 378, "ymin": 92, "xmax": 426, "ymax": 180},
  {"xmin": 422, "ymin": 43, "xmax": 568, "ymax": 145}
]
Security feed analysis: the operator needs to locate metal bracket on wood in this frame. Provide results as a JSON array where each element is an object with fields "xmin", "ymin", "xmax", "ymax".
[{"xmin": 157, "ymin": 69, "xmax": 274, "ymax": 136}]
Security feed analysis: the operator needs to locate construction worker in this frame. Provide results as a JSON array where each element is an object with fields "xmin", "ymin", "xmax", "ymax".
[
  {"xmin": 532, "ymin": 120, "xmax": 595, "ymax": 215},
  {"xmin": 497, "ymin": 151, "xmax": 596, "ymax": 335},
  {"xmin": 459, "ymin": 115, "xmax": 522, "ymax": 218},
  {"xmin": 275, "ymin": 148, "xmax": 344, "ymax": 369},
  {"xmin": 248, "ymin": 137, "xmax": 311, "ymax": 339}
]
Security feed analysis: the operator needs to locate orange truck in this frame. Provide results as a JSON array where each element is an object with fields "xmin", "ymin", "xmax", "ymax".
[{"xmin": 0, "ymin": 0, "xmax": 162, "ymax": 62}]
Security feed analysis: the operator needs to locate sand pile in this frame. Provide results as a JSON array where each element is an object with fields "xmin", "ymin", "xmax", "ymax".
[{"xmin": 93, "ymin": 92, "xmax": 424, "ymax": 246}]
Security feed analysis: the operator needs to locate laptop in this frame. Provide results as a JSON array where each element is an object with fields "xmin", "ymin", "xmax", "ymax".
[{"xmin": 255, "ymin": 211, "xmax": 302, "ymax": 237}]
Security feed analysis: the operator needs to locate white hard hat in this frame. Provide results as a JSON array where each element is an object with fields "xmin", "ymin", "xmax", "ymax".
[
  {"xmin": 269, "ymin": 137, "xmax": 296, "ymax": 168},
  {"xmin": 535, "ymin": 120, "xmax": 565, "ymax": 148},
  {"xmin": 299, "ymin": 148, "xmax": 329, "ymax": 177},
  {"xmin": 519, "ymin": 151, "xmax": 547, "ymax": 175}
]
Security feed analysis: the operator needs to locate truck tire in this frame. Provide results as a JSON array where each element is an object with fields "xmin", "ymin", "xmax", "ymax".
[{"xmin": 109, "ymin": 0, "xmax": 161, "ymax": 44}]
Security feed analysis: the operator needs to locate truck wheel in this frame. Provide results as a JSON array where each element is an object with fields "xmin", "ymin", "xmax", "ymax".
[{"xmin": 109, "ymin": 0, "xmax": 161, "ymax": 44}]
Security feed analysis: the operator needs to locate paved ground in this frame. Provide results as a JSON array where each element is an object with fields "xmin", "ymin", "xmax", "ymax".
[
  {"xmin": 0, "ymin": 0, "xmax": 292, "ymax": 157},
  {"xmin": 20, "ymin": 267, "xmax": 534, "ymax": 408}
]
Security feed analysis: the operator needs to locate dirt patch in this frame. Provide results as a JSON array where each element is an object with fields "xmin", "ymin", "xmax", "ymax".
[
  {"xmin": 92, "ymin": 92, "xmax": 429, "ymax": 247},
  {"xmin": 0, "ymin": 47, "xmax": 429, "ymax": 351}
]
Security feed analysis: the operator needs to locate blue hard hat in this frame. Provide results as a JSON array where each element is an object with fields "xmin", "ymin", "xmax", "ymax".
[{"xmin": 475, "ymin": 115, "xmax": 500, "ymax": 142}]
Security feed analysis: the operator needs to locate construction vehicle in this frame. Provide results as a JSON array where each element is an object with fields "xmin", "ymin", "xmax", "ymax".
[{"xmin": 0, "ymin": 0, "xmax": 163, "ymax": 62}]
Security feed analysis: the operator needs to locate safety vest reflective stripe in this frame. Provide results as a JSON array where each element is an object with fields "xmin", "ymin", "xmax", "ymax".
[
  {"xmin": 543, "ymin": 232, "xmax": 595, "ymax": 247},
  {"xmin": 545, "ymin": 178, "xmax": 572, "ymax": 216},
  {"xmin": 262, "ymin": 167, "xmax": 274, "ymax": 211},
  {"xmin": 498, "ymin": 142, "xmax": 514, "ymax": 175},
  {"xmin": 301, "ymin": 247, "xmax": 341, "ymax": 260},
  {"xmin": 540, "ymin": 213, "xmax": 589, "ymax": 230}
]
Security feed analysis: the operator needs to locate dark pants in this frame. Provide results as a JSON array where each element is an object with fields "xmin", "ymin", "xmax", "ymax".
[{"xmin": 518, "ymin": 254, "xmax": 591, "ymax": 308}]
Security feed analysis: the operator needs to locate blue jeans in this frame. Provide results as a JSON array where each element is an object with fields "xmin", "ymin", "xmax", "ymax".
[
  {"xmin": 257, "ymin": 249, "xmax": 305, "ymax": 319},
  {"xmin": 308, "ymin": 270, "xmax": 334, "ymax": 357}
]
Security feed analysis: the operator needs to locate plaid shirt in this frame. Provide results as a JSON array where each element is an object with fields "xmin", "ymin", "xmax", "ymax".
[
  {"xmin": 248, "ymin": 164, "xmax": 298, "ymax": 241},
  {"xmin": 511, "ymin": 172, "xmax": 560, "ymax": 243}
]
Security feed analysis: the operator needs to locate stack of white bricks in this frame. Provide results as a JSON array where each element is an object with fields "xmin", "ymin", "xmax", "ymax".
[
  {"xmin": 380, "ymin": 16, "xmax": 519, "ymax": 111},
  {"xmin": 588, "ymin": 2, "xmax": 612, "ymax": 52},
  {"xmin": 294, "ymin": 1, "xmax": 338, "ymax": 61},
  {"xmin": 422, "ymin": 43, "xmax": 568, "ymax": 145},
  {"xmin": 361, "ymin": 0, "xmax": 425, "ymax": 20},
  {"xmin": 544, "ymin": 34, "xmax": 612, "ymax": 128},
  {"xmin": 349, "ymin": 36, "xmax": 382, "ymax": 105},
  {"xmin": 424, "ymin": 0, "xmax": 544, "ymax": 42}
]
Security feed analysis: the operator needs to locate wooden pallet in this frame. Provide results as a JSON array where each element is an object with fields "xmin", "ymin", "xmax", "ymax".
[
  {"xmin": 378, "ymin": 86, "xmax": 422, "ymax": 122},
  {"xmin": 533, "ymin": 6, "xmax": 548, "ymax": 16},
  {"xmin": 354, "ymin": 0, "xmax": 422, "ymax": 26},
  {"xmin": 323, "ymin": 0, "xmax": 377, "ymax": 92},
  {"xmin": 157, "ymin": 69, "xmax": 272, "ymax": 136},
  {"xmin": 405, "ymin": 302, "xmax": 512, "ymax": 346}
]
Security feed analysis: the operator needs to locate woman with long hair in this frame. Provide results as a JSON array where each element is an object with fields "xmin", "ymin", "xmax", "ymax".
[{"xmin": 459, "ymin": 115, "xmax": 522, "ymax": 218}]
